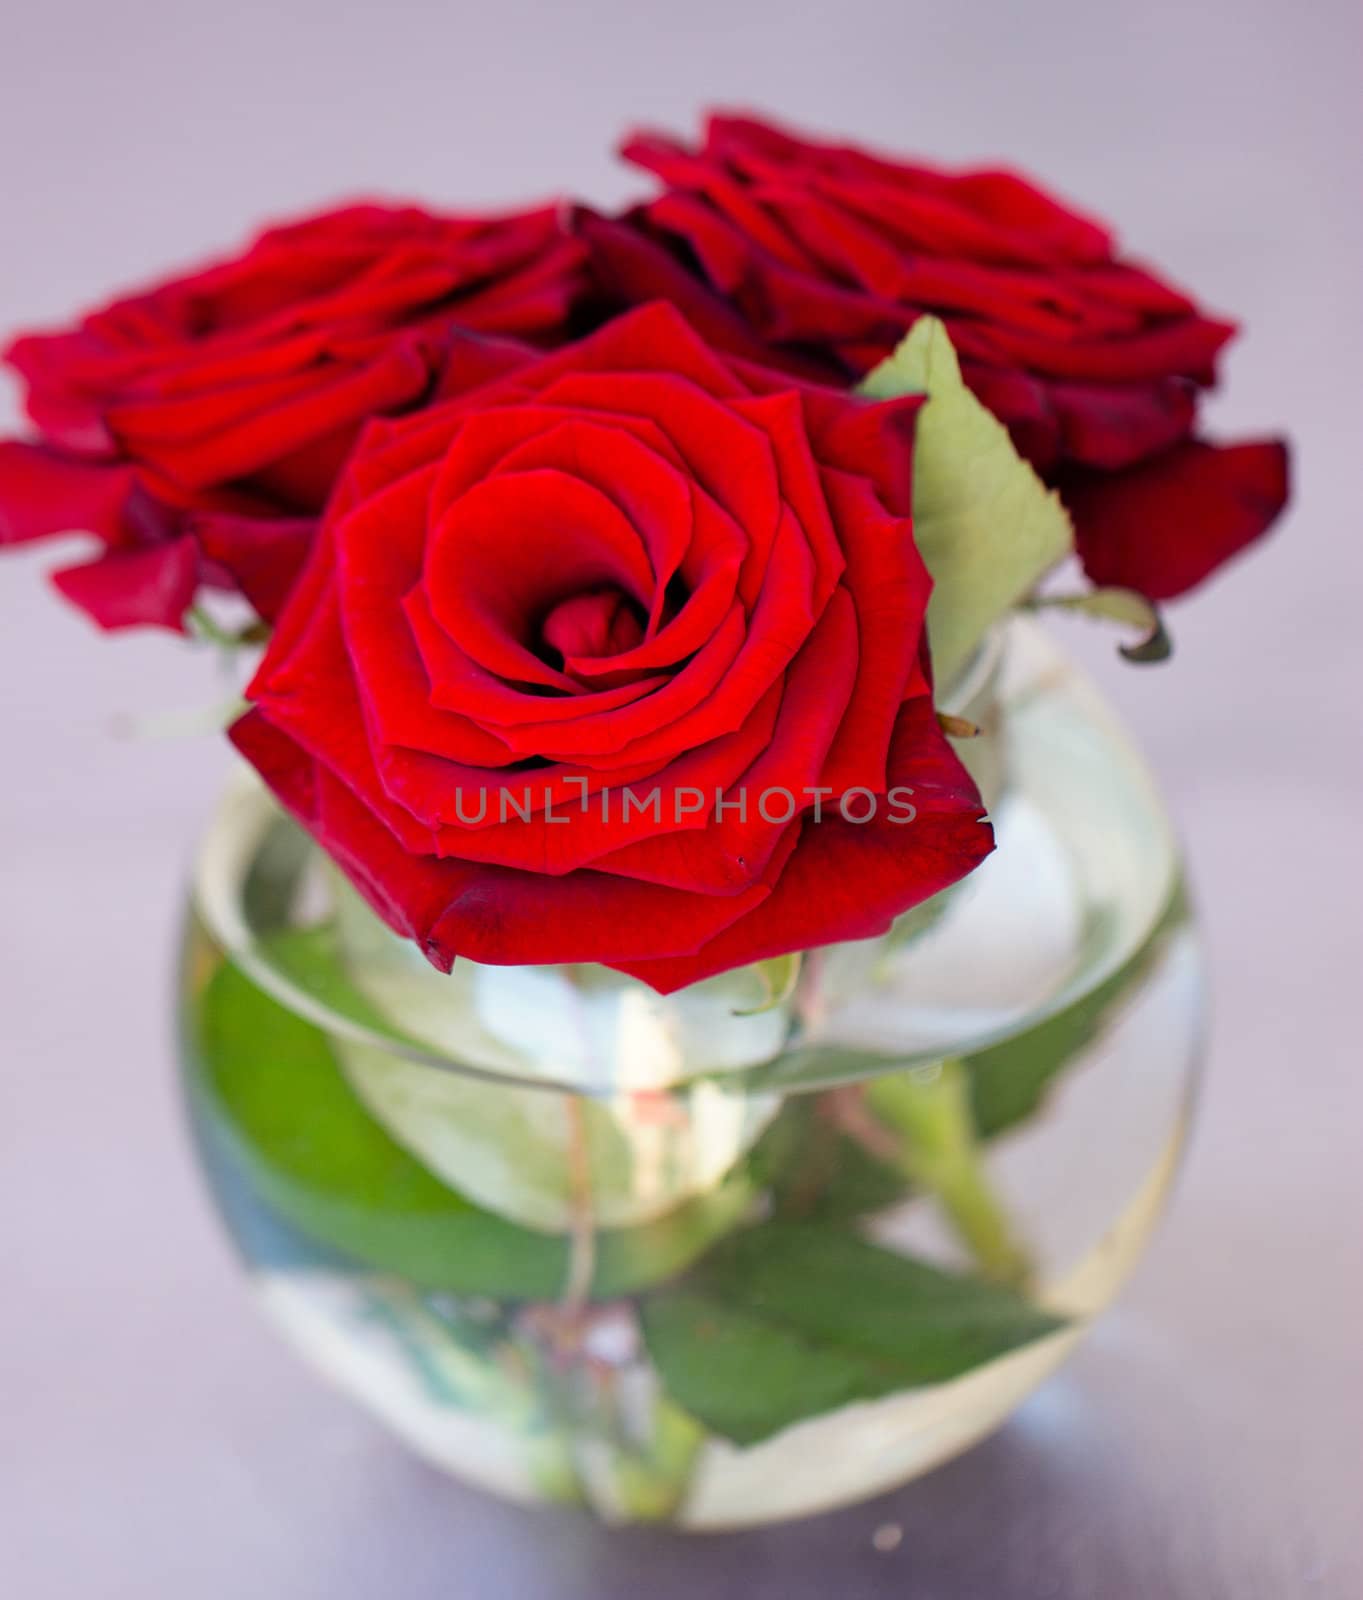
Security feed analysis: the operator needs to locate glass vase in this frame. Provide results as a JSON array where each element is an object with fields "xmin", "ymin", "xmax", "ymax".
[{"xmin": 177, "ymin": 618, "xmax": 1203, "ymax": 1529}]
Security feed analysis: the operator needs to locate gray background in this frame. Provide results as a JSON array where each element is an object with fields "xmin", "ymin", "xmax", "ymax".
[{"xmin": 1, "ymin": 2, "xmax": 1360, "ymax": 1595}]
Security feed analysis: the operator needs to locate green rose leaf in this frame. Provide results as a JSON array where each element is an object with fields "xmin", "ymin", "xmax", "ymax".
[
  {"xmin": 748, "ymin": 1096, "xmax": 911, "ymax": 1223},
  {"xmin": 185, "ymin": 948, "xmax": 752, "ymax": 1300},
  {"xmin": 640, "ymin": 1223, "xmax": 1066, "ymax": 1446},
  {"xmin": 1030, "ymin": 587, "xmax": 1172, "ymax": 665},
  {"xmin": 860, "ymin": 317, "xmax": 1073, "ymax": 684},
  {"xmin": 257, "ymin": 922, "xmax": 426, "ymax": 1051}
]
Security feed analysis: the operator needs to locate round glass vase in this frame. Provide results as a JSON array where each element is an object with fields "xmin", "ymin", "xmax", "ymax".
[{"xmin": 177, "ymin": 618, "xmax": 1204, "ymax": 1529}]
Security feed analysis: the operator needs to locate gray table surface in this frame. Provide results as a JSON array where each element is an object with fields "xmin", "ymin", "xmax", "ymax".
[{"xmin": 2, "ymin": 2, "xmax": 1360, "ymax": 1595}]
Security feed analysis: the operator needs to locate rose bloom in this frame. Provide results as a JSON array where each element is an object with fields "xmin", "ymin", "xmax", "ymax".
[
  {"xmin": 232, "ymin": 303, "xmax": 993, "ymax": 992},
  {"xmin": 579, "ymin": 111, "xmax": 1290, "ymax": 601},
  {"xmin": 0, "ymin": 202, "xmax": 588, "ymax": 629}
]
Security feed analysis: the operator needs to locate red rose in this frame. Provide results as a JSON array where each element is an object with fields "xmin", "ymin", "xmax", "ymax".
[
  {"xmin": 0, "ymin": 202, "xmax": 588, "ymax": 629},
  {"xmin": 581, "ymin": 111, "xmax": 1289, "ymax": 601},
  {"xmin": 231, "ymin": 303, "xmax": 992, "ymax": 992}
]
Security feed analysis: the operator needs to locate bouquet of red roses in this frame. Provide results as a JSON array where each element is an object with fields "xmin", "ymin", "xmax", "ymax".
[
  {"xmin": 0, "ymin": 109, "xmax": 1286, "ymax": 988},
  {"xmin": 0, "ymin": 111, "xmax": 1289, "ymax": 1525}
]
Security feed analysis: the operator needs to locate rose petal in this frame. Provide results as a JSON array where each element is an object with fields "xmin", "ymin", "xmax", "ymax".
[
  {"xmin": 52, "ymin": 537, "xmax": 199, "ymax": 631},
  {"xmin": 0, "ymin": 442, "xmax": 135, "ymax": 546},
  {"xmin": 1066, "ymin": 437, "xmax": 1290, "ymax": 600}
]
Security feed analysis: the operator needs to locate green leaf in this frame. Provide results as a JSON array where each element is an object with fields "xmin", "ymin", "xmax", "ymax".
[
  {"xmin": 860, "ymin": 317, "xmax": 1072, "ymax": 684},
  {"xmin": 641, "ymin": 1223, "xmax": 1066, "ymax": 1445},
  {"xmin": 260, "ymin": 923, "xmax": 427, "ymax": 1051},
  {"xmin": 184, "ymin": 949, "xmax": 752, "ymax": 1300},
  {"xmin": 748, "ymin": 1097, "xmax": 910, "ymax": 1223},
  {"xmin": 1029, "ymin": 588, "xmax": 1172, "ymax": 665}
]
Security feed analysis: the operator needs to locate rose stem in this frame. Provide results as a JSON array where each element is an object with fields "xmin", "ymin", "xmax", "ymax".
[
  {"xmin": 860, "ymin": 1059, "xmax": 1034, "ymax": 1288},
  {"xmin": 560, "ymin": 1093, "xmax": 598, "ymax": 1316}
]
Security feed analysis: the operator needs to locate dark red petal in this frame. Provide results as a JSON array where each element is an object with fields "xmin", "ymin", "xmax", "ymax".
[
  {"xmin": 495, "ymin": 300, "xmax": 745, "ymax": 400},
  {"xmin": 574, "ymin": 208, "xmax": 836, "ymax": 378},
  {"xmin": 445, "ymin": 235, "xmax": 590, "ymax": 339},
  {"xmin": 106, "ymin": 337, "xmax": 432, "ymax": 491},
  {"xmin": 1043, "ymin": 376, "xmax": 1196, "ymax": 472},
  {"xmin": 430, "ymin": 327, "xmax": 538, "ymax": 401},
  {"xmin": 1066, "ymin": 437, "xmax": 1290, "ymax": 600},
  {"xmin": 769, "ymin": 190, "xmax": 1137, "ymax": 341},
  {"xmin": 790, "ymin": 386, "xmax": 922, "ymax": 520},
  {"xmin": 245, "ymin": 502, "xmax": 340, "ymax": 696},
  {"xmin": 982, "ymin": 314, "xmax": 1235, "ymax": 387},
  {"xmin": 192, "ymin": 511, "xmax": 314, "ymax": 620},
  {"xmin": 944, "ymin": 168, "xmax": 1113, "ymax": 263},
  {"xmin": 51, "ymin": 536, "xmax": 199, "ymax": 631},
  {"xmin": 5, "ymin": 329, "xmax": 118, "ymax": 449},
  {"xmin": 0, "ymin": 442, "xmax": 135, "ymax": 546},
  {"xmin": 243, "ymin": 425, "xmax": 362, "ymax": 513},
  {"xmin": 542, "ymin": 588, "xmax": 646, "ymax": 661},
  {"xmin": 958, "ymin": 361, "xmax": 1060, "ymax": 472}
]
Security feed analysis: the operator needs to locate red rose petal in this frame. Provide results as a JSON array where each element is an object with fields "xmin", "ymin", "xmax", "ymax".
[
  {"xmin": 0, "ymin": 441, "xmax": 135, "ymax": 547},
  {"xmin": 192, "ymin": 511, "xmax": 314, "ymax": 621},
  {"xmin": 52, "ymin": 536, "xmax": 199, "ymax": 632},
  {"xmin": 1066, "ymin": 437, "xmax": 1291, "ymax": 600},
  {"xmin": 424, "ymin": 468, "xmax": 658, "ymax": 686}
]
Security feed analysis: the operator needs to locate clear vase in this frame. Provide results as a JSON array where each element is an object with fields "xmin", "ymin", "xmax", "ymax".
[{"xmin": 177, "ymin": 618, "xmax": 1203, "ymax": 1529}]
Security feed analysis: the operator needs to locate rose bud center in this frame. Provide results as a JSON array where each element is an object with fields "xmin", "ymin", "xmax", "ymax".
[{"xmin": 540, "ymin": 585, "xmax": 648, "ymax": 665}]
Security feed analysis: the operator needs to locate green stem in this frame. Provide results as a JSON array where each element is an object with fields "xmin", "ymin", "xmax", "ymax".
[
  {"xmin": 511, "ymin": 1334, "xmax": 591, "ymax": 1506},
  {"xmin": 864, "ymin": 1059, "xmax": 1033, "ymax": 1288},
  {"xmin": 560, "ymin": 1094, "xmax": 597, "ymax": 1312},
  {"xmin": 186, "ymin": 603, "xmax": 270, "ymax": 651},
  {"xmin": 525, "ymin": 1328, "xmax": 704, "ymax": 1523}
]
